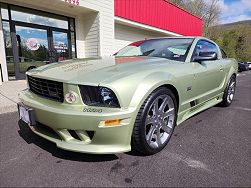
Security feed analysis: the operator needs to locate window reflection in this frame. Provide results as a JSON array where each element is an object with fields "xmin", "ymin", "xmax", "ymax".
[
  {"xmin": 16, "ymin": 26, "xmax": 49, "ymax": 61},
  {"xmin": 2, "ymin": 21, "xmax": 12, "ymax": 52},
  {"xmin": 0, "ymin": 7, "xmax": 9, "ymax": 20},
  {"xmin": 53, "ymin": 31, "xmax": 69, "ymax": 61},
  {"xmin": 2, "ymin": 21, "xmax": 14, "ymax": 77},
  {"xmin": 11, "ymin": 8, "xmax": 68, "ymax": 29},
  {"xmin": 15, "ymin": 26, "xmax": 49, "ymax": 74}
]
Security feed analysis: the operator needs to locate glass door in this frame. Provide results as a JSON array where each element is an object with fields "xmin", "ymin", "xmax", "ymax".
[
  {"xmin": 15, "ymin": 25, "xmax": 49, "ymax": 76},
  {"xmin": 12, "ymin": 25, "xmax": 70, "ymax": 79},
  {"xmin": 50, "ymin": 30, "xmax": 69, "ymax": 62}
]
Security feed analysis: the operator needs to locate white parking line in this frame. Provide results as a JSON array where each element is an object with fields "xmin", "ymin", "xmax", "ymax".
[{"xmin": 231, "ymin": 107, "xmax": 251, "ymax": 111}]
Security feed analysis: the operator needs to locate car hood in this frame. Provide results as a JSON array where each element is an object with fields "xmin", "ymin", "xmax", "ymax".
[{"xmin": 27, "ymin": 56, "xmax": 177, "ymax": 85}]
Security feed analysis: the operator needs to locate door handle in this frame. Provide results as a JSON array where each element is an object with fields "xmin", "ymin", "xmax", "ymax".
[{"xmin": 220, "ymin": 66, "xmax": 224, "ymax": 71}]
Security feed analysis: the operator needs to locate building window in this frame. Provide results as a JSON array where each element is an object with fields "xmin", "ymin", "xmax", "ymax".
[
  {"xmin": 2, "ymin": 21, "xmax": 13, "ymax": 64},
  {"xmin": 10, "ymin": 6, "xmax": 69, "ymax": 29},
  {"xmin": 0, "ymin": 5, "xmax": 9, "ymax": 20},
  {"xmin": 0, "ymin": 3, "xmax": 77, "ymax": 79}
]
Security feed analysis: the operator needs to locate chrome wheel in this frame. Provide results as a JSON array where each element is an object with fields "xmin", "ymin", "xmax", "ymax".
[
  {"xmin": 145, "ymin": 95, "xmax": 175, "ymax": 149},
  {"xmin": 227, "ymin": 79, "xmax": 236, "ymax": 103}
]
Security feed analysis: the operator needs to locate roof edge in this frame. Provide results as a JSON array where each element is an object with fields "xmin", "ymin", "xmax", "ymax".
[{"xmin": 115, "ymin": 16, "xmax": 183, "ymax": 37}]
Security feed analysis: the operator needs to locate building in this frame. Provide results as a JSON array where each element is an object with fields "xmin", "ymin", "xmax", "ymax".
[{"xmin": 0, "ymin": 0, "xmax": 202, "ymax": 84}]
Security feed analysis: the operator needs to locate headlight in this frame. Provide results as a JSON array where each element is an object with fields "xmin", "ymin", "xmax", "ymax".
[
  {"xmin": 65, "ymin": 91, "xmax": 77, "ymax": 104},
  {"xmin": 79, "ymin": 85, "xmax": 120, "ymax": 108},
  {"xmin": 99, "ymin": 87, "xmax": 119, "ymax": 107}
]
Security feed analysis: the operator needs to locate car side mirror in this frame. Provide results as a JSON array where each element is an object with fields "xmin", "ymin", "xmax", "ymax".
[{"xmin": 193, "ymin": 52, "xmax": 217, "ymax": 62}]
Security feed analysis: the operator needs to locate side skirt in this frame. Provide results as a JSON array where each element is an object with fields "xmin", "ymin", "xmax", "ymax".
[{"xmin": 176, "ymin": 93, "xmax": 224, "ymax": 125}]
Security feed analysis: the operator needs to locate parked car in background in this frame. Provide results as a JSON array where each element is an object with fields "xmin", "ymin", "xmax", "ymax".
[
  {"xmin": 18, "ymin": 37, "xmax": 238, "ymax": 155},
  {"xmin": 238, "ymin": 61, "xmax": 249, "ymax": 72},
  {"xmin": 6, "ymin": 56, "xmax": 47, "ymax": 76},
  {"xmin": 247, "ymin": 62, "xmax": 251, "ymax": 70}
]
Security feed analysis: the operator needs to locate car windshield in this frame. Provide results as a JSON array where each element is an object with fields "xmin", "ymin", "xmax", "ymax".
[{"xmin": 115, "ymin": 38, "xmax": 194, "ymax": 62}]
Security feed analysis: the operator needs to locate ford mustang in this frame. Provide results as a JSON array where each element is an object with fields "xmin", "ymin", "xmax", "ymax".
[{"xmin": 18, "ymin": 37, "xmax": 238, "ymax": 155}]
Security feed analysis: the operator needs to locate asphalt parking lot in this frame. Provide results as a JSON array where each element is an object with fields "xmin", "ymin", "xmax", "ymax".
[{"xmin": 0, "ymin": 71, "xmax": 251, "ymax": 187}]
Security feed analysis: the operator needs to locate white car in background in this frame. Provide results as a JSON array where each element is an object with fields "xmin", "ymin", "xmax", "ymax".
[{"xmin": 247, "ymin": 62, "xmax": 251, "ymax": 69}]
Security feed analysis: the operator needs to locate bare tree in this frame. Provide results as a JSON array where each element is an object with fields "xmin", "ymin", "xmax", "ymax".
[{"xmin": 168, "ymin": 0, "xmax": 186, "ymax": 7}]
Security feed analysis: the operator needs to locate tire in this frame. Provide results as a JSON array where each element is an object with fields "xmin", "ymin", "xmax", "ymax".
[
  {"xmin": 131, "ymin": 87, "xmax": 177, "ymax": 155},
  {"xmin": 220, "ymin": 75, "xmax": 236, "ymax": 107},
  {"xmin": 27, "ymin": 66, "xmax": 36, "ymax": 71}
]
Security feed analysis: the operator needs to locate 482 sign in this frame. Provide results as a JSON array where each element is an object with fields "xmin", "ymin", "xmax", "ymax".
[{"xmin": 64, "ymin": 0, "xmax": 80, "ymax": 5}]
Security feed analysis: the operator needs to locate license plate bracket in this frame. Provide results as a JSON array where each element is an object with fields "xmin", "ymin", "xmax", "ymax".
[{"xmin": 17, "ymin": 102, "xmax": 36, "ymax": 126}]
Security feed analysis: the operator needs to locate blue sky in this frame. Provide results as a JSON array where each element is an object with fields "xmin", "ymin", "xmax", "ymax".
[{"xmin": 219, "ymin": 0, "xmax": 251, "ymax": 24}]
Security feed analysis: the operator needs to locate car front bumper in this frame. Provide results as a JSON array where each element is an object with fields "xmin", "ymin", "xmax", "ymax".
[{"xmin": 18, "ymin": 89, "xmax": 137, "ymax": 154}]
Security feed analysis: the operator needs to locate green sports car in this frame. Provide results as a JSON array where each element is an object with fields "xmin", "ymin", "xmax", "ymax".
[
  {"xmin": 18, "ymin": 37, "xmax": 238, "ymax": 155},
  {"xmin": 6, "ymin": 56, "xmax": 47, "ymax": 75}
]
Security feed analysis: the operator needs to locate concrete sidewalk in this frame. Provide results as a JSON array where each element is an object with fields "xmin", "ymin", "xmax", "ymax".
[{"xmin": 0, "ymin": 80, "xmax": 27, "ymax": 114}]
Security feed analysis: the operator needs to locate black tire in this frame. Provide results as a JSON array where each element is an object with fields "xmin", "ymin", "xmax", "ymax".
[
  {"xmin": 131, "ymin": 87, "xmax": 177, "ymax": 155},
  {"xmin": 220, "ymin": 75, "xmax": 236, "ymax": 107},
  {"xmin": 27, "ymin": 66, "xmax": 36, "ymax": 71}
]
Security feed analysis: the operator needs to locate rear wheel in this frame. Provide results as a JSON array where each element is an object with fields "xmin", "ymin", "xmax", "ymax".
[
  {"xmin": 220, "ymin": 75, "xmax": 236, "ymax": 107},
  {"xmin": 131, "ymin": 88, "xmax": 177, "ymax": 155}
]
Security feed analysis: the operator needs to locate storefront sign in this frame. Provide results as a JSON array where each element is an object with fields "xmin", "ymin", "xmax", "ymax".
[
  {"xmin": 64, "ymin": 0, "xmax": 79, "ymax": 5},
  {"xmin": 26, "ymin": 38, "xmax": 40, "ymax": 51}
]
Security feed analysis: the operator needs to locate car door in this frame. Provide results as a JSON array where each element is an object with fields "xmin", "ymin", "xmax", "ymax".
[{"xmin": 190, "ymin": 40, "xmax": 225, "ymax": 103}]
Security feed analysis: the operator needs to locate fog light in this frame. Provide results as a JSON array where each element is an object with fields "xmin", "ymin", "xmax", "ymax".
[
  {"xmin": 65, "ymin": 91, "xmax": 77, "ymax": 103},
  {"xmin": 105, "ymin": 119, "xmax": 121, "ymax": 126}
]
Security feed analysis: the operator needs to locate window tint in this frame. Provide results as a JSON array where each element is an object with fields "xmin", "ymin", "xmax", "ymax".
[
  {"xmin": 193, "ymin": 40, "xmax": 219, "ymax": 58},
  {"xmin": 221, "ymin": 48, "xmax": 227, "ymax": 58},
  {"xmin": 115, "ymin": 38, "xmax": 194, "ymax": 62}
]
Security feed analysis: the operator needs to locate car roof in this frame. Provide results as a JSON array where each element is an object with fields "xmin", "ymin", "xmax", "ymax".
[
  {"xmin": 141, "ymin": 36, "xmax": 213, "ymax": 41},
  {"xmin": 145, "ymin": 36, "xmax": 195, "ymax": 40}
]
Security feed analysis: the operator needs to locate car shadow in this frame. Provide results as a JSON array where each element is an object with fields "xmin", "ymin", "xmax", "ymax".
[
  {"xmin": 125, "ymin": 150, "xmax": 145, "ymax": 156},
  {"xmin": 18, "ymin": 120, "xmax": 119, "ymax": 162}
]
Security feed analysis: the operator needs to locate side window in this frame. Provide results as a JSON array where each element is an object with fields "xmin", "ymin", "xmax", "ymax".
[
  {"xmin": 221, "ymin": 48, "xmax": 227, "ymax": 58},
  {"xmin": 24, "ymin": 58, "xmax": 33, "ymax": 62},
  {"xmin": 192, "ymin": 40, "xmax": 219, "ymax": 60}
]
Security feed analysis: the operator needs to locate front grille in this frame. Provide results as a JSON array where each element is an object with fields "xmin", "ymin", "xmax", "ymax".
[{"xmin": 28, "ymin": 76, "xmax": 64, "ymax": 102}]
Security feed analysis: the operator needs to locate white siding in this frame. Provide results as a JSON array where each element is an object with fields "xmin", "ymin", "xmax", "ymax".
[
  {"xmin": 82, "ymin": 13, "xmax": 100, "ymax": 57},
  {"xmin": 75, "ymin": 15, "xmax": 86, "ymax": 58},
  {"xmin": 114, "ymin": 23, "xmax": 168, "ymax": 53},
  {"xmin": 78, "ymin": 0, "xmax": 114, "ymax": 57}
]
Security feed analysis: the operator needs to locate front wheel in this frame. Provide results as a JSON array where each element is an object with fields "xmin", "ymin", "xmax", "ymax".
[
  {"xmin": 220, "ymin": 75, "xmax": 236, "ymax": 107},
  {"xmin": 131, "ymin": 88, "xmax": 177, "ymax": 155}
]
